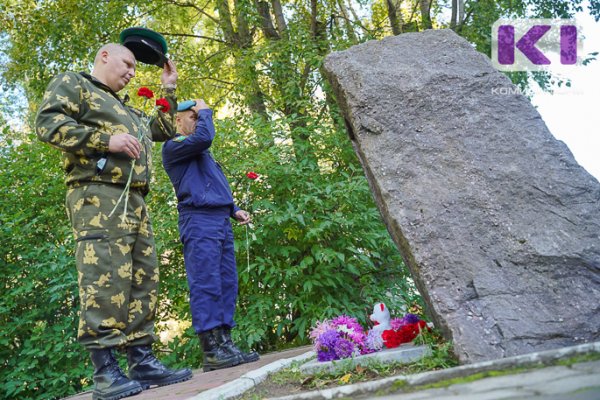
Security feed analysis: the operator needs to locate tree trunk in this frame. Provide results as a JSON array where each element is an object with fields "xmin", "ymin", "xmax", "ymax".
[
  {"xmin": 271, "ymin": 0, "xmax": 288, "ymax": 37},
  {"xmin": 450, "ymin": 0, "xmax": 458, "ymax": 30},
  {"xmin": 386, "ymin": 0, "xmax": 402, "ymax": 35},
  {"xmin": 315, "ymin": 0, "xmax": 345, "ymax": 132},
  {"xmin": 458, "ymin": 0, "xmax": 465, "ymax": 28},
  {"xmin": 346, "ymin": 0, "xmax": 362, "ymax": 25},
  {"xmin": 216, "ymin": 0, "xmax": 238, "ymax": 44},
  {"xmin": 234, "ymin": 0, "xmax": 252, "ymax": 47},
  {"xmin": 420, "ymin": 0, "xmax": 432, "ymax": 30},
  {"xmin": 224, "ymin": 0, "xmax": 272, "ymax": 135},
  {"xmin": 338, "ymin": 0, "xmax": 359, "ymax": 42},
  {"xmin": 255, "ymin": 0, "xmax": 280, "ymax": 40},
  {"xmin": 265, "ymin": 0, "xmax": 319, "ymax": 165}
]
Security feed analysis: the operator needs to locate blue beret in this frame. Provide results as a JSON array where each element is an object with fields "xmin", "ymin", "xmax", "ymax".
[{"xmin": 177, "ymin": 100, "xmax": 197, "ymax": 112}]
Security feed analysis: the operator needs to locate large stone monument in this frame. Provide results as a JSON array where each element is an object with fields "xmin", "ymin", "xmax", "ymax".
[{"xmin": 323, "ymin": 29, "xmax": 600, "ymax": 364}]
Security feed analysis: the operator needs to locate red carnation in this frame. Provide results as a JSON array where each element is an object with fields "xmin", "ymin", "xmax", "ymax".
[
  {"xmin": 398, "ymin": 320, "xmax": 428, "ymax": 344},
  {"xmin": 246, "ymin": 171, "xmax": 259, "ymax": 180},
  {"xmin": 382, "ymin": 329, "xmax": 401, "ymax": 349},
  {"xmin": 396, "ymin": 325, "xmax": 416, "ymax": 344},
  {"xmin": 137, "ymin": 87, "xmax": 154, "ymax": 99},
  {"xmin": 156, "ymin": 98, "xmax": 170, "ymax": 113}
]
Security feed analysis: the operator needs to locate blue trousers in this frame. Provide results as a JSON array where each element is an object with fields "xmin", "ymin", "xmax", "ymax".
[{"xmin": 179, "ymin": 208, "xmax": 238, "ymax": 334}]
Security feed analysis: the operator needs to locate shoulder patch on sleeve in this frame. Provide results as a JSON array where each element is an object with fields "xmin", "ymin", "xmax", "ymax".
[{"xmin": 173, "ymin": 136, "xmax": 187, "ymax": 142}]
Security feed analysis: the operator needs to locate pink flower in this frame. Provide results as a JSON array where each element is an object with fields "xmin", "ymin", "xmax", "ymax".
[
  {"xmin": 390, "ymin": 317, "xmax": 406, "ymax": 331},
  {"xmin": 309, "ymin": 320, "xmax": 333, "ymax": 341}
]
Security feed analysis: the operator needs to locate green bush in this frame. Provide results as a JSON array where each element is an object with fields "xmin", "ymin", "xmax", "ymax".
[
  {"xmin": 1, "ymin": 115, "xmax": 418, "ymax": 399},
  {"xmin": 0, "ymin": 135, "xmax": 91, "ymax": 399},
  {"xmin": 0, "ymin": 116, "xmax": 418, "ymax": 399},
  {"xmin": 148, "ymin": 114, "xmax": 421, "ymax": 357}
]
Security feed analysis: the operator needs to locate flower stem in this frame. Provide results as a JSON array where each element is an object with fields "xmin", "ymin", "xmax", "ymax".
[
  {"xmin": 108, "ymin": 158, "xmax": 135, "ymax": 221},
  {"xmin": 245, "ymin": 224, "xmax": 250, "ymax": 274},
  {"xmin": 245, "ymin": 181, "xmax": 252, "ymax": 274},
  {"xmin": 108, "ymin": 97, "xmax": 149, "ymax": 221}
]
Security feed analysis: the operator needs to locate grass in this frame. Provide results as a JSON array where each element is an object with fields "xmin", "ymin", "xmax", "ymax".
[{"xmin": 556, "ymin": 352, "xmax": 600, "ymax": 366}]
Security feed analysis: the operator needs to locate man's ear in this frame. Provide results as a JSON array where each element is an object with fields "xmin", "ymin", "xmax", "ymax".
[
  {"xmin": 100, "ymin": 50, "xmax": 110, "ymax": 64},
  {"xmin": 175, "ymin": 114, "xmax": 184, "ymax": 131}
]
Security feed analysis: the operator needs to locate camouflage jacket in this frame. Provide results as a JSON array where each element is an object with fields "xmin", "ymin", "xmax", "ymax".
[{"xmin": 35, "ymin": 71, "xmax": 176, "ymax": 194}]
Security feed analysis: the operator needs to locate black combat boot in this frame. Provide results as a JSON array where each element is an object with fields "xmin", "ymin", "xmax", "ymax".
[
  {"xmin": 127, "ymin": 345, "xmax": 193, "ymax": 389},
  {"xmin": 199, "ymin": 329, "xmax": 241, "ymax": 372},
  {"xmin": 89, "ymin": 348, "xmax": 142, "ymax": 400},
  {"xmin": 215, "ymin": 326, "xmax": 260, "ymax": 363}
]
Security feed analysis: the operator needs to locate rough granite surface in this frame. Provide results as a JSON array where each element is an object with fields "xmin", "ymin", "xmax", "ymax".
[{"xmin": 323, "ymin": 29, "xmax": 600, "ymax": 364}]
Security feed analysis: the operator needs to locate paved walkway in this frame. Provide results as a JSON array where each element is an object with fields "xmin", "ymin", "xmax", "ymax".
[{"xmin": 64, "ymin": 346, "xmax": 312, "ymax": 400}]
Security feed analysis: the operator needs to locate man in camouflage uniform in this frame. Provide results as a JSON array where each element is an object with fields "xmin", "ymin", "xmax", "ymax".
[{"xmin": 36, "ymin": 43, "xmax": 191, "ymax": 400}]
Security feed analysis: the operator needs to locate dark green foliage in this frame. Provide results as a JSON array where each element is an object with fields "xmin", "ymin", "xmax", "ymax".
[{"xmin": 0, "ymin": 135, "xmax": 91, "ymax": 399}]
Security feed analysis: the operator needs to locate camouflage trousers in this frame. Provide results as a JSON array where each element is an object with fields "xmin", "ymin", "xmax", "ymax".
[{"xmin": 66, "ymin": 183, "xmax": 159, "ymax": 350}]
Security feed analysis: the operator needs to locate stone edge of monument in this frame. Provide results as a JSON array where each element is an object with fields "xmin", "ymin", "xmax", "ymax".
[{"xmin": 299, "ymin": 344, "xmax": 431, "ymax": 375}]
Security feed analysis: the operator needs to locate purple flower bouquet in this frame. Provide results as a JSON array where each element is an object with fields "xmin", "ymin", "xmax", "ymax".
[
  {"xmin": 309, "ymin": 315, "xmax": 373, "ymax": 362},
  {"xmin": 309, "ymin": 311, "xmax": 429, "ymax": 362}
]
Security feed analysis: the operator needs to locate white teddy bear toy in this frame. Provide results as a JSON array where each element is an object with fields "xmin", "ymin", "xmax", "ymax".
[{"xmin": 369, "ymin": 302, "xmax": 391, "ymax": 338}]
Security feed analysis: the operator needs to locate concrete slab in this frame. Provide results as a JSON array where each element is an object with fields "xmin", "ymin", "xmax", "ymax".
[
  {"xmin": 299, "ymin": 344, "xmax": 430, "ymax": 374},
  {"xmin": 527, "ymin": 370, "xmax": 600, "ymax": 395},
  {"xmin": 445, "ymin": 365, "xmax": 579, "ymax": 393},
  {"xmin": 520, "ymin": 388, "xmax": 600, "ymax": 400}
]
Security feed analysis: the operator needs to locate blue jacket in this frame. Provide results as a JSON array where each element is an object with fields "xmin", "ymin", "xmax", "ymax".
[{"xmin": 162, "ymin": 109, "xmax": 240, "ymax": 216}]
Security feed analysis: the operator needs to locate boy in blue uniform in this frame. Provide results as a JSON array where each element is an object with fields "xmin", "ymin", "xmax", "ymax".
[{"xmin": 162, "ymin": 99, "xmax": 259, "ymax": 371}]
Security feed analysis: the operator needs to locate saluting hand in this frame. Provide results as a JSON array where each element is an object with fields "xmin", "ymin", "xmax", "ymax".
[
  {"xmin": 109, "ymin": 134, "xmax": 141, "ymax": 159},
  {"xmin": 191, "ymin": 99, "xmax": 209, "ymax": 113}
]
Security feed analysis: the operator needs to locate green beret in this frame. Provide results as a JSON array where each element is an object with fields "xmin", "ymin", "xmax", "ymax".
[{"xmin": 120, "ymin": 27, "xmax": 168, "ymax": 67}]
